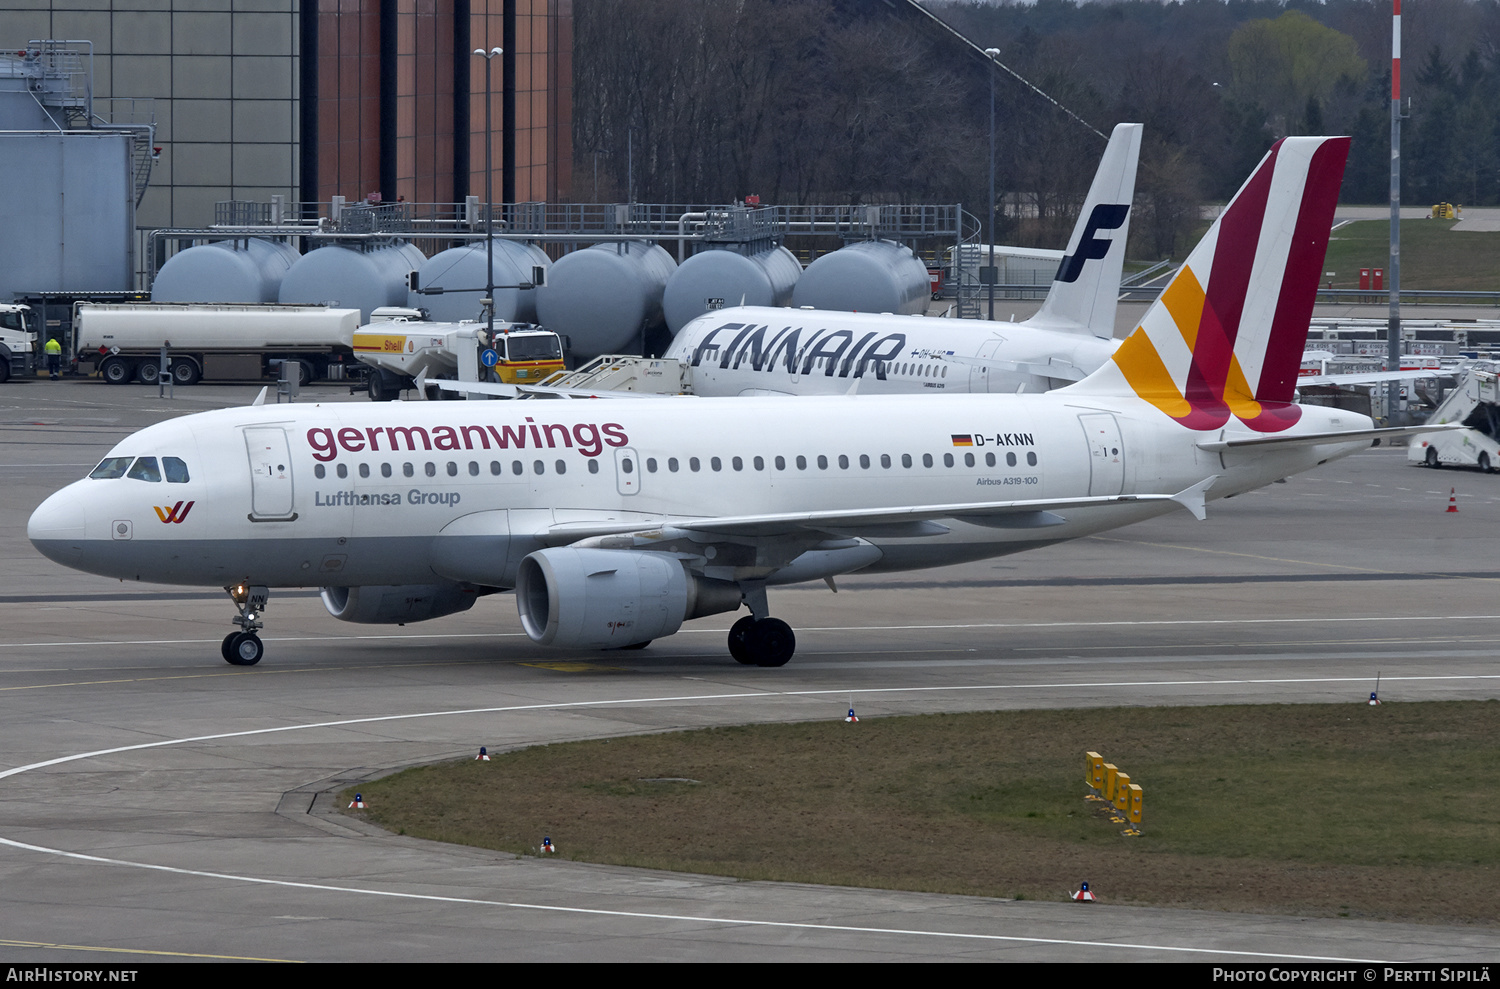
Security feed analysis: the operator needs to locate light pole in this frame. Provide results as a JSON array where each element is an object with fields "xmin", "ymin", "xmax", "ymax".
[
  {"xmin": 473, "ymin": 46, "xmax": 503, "ymax": 341},
  {"xmin": 984, "ymin": 48, "xmax": 1000, "ymax": 322}
]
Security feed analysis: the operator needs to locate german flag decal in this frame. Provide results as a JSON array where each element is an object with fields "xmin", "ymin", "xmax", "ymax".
[{"xmin": 951, "ymin": 434, "xmax": 974, "ymax": 447}]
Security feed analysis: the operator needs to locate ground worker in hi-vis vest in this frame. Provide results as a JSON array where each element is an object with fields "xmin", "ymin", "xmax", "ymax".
[{"xmin": 44, "ymin": 336, "xmax": 61, "ymax": 379}]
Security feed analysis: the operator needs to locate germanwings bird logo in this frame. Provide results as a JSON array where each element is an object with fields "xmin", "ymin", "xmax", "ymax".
[
  {"xmin": 154, "ymin": 500, "xmax": 195, "ymax": 524},
  {"xmin": 1077, "ymin": 137, "xmax": 1349, "ymax": 433}
]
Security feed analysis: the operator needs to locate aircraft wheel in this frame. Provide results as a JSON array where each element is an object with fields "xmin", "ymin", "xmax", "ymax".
[
  {"xmin": 224, "ymin": 632, "xmax": 263, "ymax": 666},
  {"xmin": 747, "ymin": 618, "xmax": 795, "ymax": 668},
  {"xmin": 101, "ymin": 356, "xmax": 134, "ymax": 385},
  {"xmin": 221, "ymin": 633, "xmax": 238, "ymax": 663},
  {"xmin": 728, "ymin": 615, "xmax": 757, "ymax": 665},
  {"xmin": 1480, "ymin": 453, "xmax": 1492, "ymax": 473}
]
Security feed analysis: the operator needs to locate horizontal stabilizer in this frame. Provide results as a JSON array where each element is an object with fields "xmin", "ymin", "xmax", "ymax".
[{"xmin": 1197, "ymin": 424, "xmax": 1462, "ymax": 452}]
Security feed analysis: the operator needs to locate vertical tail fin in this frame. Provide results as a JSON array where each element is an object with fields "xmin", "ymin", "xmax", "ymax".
[
  {"xmin": 1063, "ymin": 136, "xmax": 1349, "ymax": 434},
  {"xmin": 1023, "ymin": 122, "xmax": 1142, "ymax": 339}
]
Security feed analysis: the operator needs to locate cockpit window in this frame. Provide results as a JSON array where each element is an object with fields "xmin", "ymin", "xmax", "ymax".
[
  {"xmin": 89, "ymin": 457, "xmax": 132, "ymax": 479},
  {"xmin": 126, "ymin": 457, "xmax": 162, "ymax": 482},
  {"xmin": 163, "ymin": 457, "xmax": 190, "ymax": 483}
]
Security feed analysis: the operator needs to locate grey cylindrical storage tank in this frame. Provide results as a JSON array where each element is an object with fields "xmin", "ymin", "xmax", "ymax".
[
  {"xmin": 278, "ymin": 242, "xmax": 428, "ymax": 321},
  {"xmin": 151, "ymin": 239, "xmax": 302, "ymax": 304},
  {"xmin": 663, "ymin": 245, "xmax": 802, "ymax": 335},
  {"xmin": 535, "ymin": 241, "xmax": 677, "ymax": 358},
  {"xmin": 791, "ymin": 240, "xmax": 930, "ymax": 315},
  {"xmin": 409, "ymin": 240, "xmax": 550, "ymax": 323}
]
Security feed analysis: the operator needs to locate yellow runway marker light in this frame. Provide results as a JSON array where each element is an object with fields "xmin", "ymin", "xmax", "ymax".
[
  {"xmin": 1085, "ymin": 751, "xmax": 1105, "ymax": 799},
  {"xmin": 1102, "ymin": 763, "xmax": 1119, "ymax": 803}
]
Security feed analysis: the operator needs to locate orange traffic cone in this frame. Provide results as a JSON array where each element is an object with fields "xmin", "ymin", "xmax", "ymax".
[{"xmin": 1447, "ymin": 488, "xmax": 1459, "ymax": 513}]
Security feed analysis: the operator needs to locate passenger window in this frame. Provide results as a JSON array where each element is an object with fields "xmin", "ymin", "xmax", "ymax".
[
  {"xmin": 534, "ymin": 460, "xmax": 546, "ymax": 475},
  {"xmin": 163, "ymin": 457, "xmax": 190, "ymax": 483},
  {"xmin": 512, "ymin": 461, "xmax": 523, "ymax": 476},
  {"xmin": 620, "ymin": 458, "xmax": 633, "ymax": 474},
  {"xmin": 753, "ymin": 456, "xmax": 764, "ymax": 471},
  {"xmin": 901, "ymin": 454, "xmax": 913, "ymax": 468},
  {"xmin": 314, "ymin": 463, "xmax": 326, "ymax": 479},
  {"xmin": 647, "ymin": 457, "xmax": 658, "ymax": 473},
  {"xmin": 468, "ymin": 462, "xmax": 480, "ymax": 476},
  {"xmin": 943, "ymin": 453, "xmax": 954, "ymax": 468},
  {"xmin": 796, "ymin": 455, "xmax": 807, "ymax": 470},
  {"xmin": 690, "ymin": 457, "xmax": 701, "ymax": 472},
  {"xmin": 964, "ymin": 453, "xmax": 975, "ymax": 467},
  {"xmin": 555, "ymin": 460, "xmax": 566, "ymax": 475},
  {"xmin": 775, "ymin": 456, "xmax": 786, "ymax": 470},
  {"xmin": 89, "ymin": 457, "xmax": 132, "ymax": 479},
  {"xmin": 817, "ymin": 455, "xmax": 828, "ymax": 470},
  {"xmin": 838, "ymin": 455, "xmax": 849, "ymax": 469},
  {"xmin": 336, "ymin": 463, "xmax": 348, "ymax": 479},
  {"xmin": 404, "ymin": 462, "xmax": 415, "ymax": 477},
  {"xmin": 859, "ymin": 454, "xmax": 870, "ymax": 469},
  {"xmin": 922, "ymin": 453, "xmax": 933, "ymax": 468},
  {"xmin": 588, "ymin": 459, "xmax": 599, "ymax": 474},
  {"xmin": 446, "ymin": 462, "xmax": 458, "ymax": 477},
  {"xmin": 425, "ymin": 462, "xmax": 436, "ymax": 477},
  {"xmin": 711, "ymin": 456, "xmax": 721, "ymax": 471},
  {"xmin": 985, "ymin": 452, "xmax": 996, "ymax": 467},
  {"xmin": 668, "ymin": 457, "xmax": 679, "ymax": 473},
  {"xmin": 1006, "ymin": 452, "xmax": 1017, "ymax": 467},
  {"xmin": 382, "ymin": 463, "xmax": 393, "ymax": 478},
  {"xmin": 127, "ymin": 457, "xmax": 162, "ymax": 482},
  {"xmin": 1027, "ymin": 452, "xmax": 1038, "ymax": 466},
  {"xmin": 880, "ymin": 454, "xmax": 891, "ymax": 469},
  {"xmin": 732, "ymin": 456, "xmax": 743, "ymax": 471},
  {"xmin": 359, "ymin": 463, "xmax": 370, "ymax": 478},
  {"xmin": 491, "ymin": 461, "xmax": 502, "ymax": 475}
]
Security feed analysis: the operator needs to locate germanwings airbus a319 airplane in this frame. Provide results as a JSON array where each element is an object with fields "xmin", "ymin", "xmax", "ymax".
[
  {"xmin": 662, "ymin": 122, "xmax": 1141, "ymax": 397},
  {"xmin": 31, "ymin": 136, "xmax": 1407, "ymax": 669}
]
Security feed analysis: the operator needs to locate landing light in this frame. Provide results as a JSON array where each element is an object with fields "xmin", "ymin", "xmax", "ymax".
[{"xmin": 229, "ymin": 584, "xmax": 249, "ymax": 605}]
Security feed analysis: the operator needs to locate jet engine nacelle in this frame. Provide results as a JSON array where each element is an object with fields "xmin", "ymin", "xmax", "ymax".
[
  {"xmin": 516, "ymin": 547, "xmax": 742, "ymax": 649},
  {"xmin": 321, "ymin": 583, "xmax": 480, "ymax": 624}
]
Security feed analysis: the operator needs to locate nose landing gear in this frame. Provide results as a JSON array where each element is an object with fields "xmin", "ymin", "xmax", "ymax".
[{"xmin": 222, "ymin": 584, "xmax": 269, "ymax": 666}]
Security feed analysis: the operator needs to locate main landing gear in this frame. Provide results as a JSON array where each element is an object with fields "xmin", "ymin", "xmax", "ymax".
[
  {"xmin": 222, "ymin": 583, "xmax": 269, "ymax": 666},
  {"xmin": 726, "ymin": 584, "xmax": 796, "ymax": 667}
]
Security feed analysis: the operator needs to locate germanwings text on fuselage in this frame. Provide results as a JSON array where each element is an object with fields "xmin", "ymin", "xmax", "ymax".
[{"xmin": 307, "ymin": 417, "xmax": 630, "ymax": 462}]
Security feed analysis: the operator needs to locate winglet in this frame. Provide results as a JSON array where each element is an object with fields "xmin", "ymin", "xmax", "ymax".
[
  {"xmin": 1171, "ymin": 475, "xmax": 1217, "ymax": 521},
  {"xmin": 251, "ymin": 386, "xmax": 268, "ymax": 407}
]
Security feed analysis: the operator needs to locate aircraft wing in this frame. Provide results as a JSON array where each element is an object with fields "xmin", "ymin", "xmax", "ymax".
[{"xmin": 542, "ymin": 477, "xmax": 1217, "ymax": 544}]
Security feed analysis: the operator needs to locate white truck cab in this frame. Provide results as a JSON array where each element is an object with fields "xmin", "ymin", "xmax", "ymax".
[{"xmin": 0, "ymin": 304, "xmax": 39, "ymax": 383}]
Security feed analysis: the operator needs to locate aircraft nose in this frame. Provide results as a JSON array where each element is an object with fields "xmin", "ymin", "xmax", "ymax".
[{"xmin": 28, "ymin": 484, "xmax": 89, "ymax": 567}]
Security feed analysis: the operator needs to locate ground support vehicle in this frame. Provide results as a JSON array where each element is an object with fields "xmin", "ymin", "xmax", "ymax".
[
  {"xmin": 0, "ymin": 304, "xmax": 38, "ymax": 383},
  {"xmin": 1409, "ymin": 368, "xmax": 1500, "ymax": 471},
  {"xmin": 75, "ymin": 303, "xmax": 363, "ymax": 386},
  {"xmin": 353, "ymin": 308, "xmax": 565, "ymax": 400}
]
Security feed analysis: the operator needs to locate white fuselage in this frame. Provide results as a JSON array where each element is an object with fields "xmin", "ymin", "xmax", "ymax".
[
  {"xmin": 29, "ymin": 393, "xmax": 1372, "ymax": 593},
  {"xmin": 663, "ymin": 307, "xmax": 1119, "ymax": 397}
]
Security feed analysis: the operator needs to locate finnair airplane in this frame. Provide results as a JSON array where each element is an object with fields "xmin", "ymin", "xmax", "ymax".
[
  {"xmin": 30, "ymin": 136, "xmax": 1411, "ymax": 669},
  {"xmin": 663, "ymin": 122, "xmax": 1142, "ymax": 397}
]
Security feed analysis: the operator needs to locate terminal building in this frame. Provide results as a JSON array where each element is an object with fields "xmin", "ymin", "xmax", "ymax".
[{"xmin": 0, "ymin": 1, "xmax": 573, "ymax": 234}]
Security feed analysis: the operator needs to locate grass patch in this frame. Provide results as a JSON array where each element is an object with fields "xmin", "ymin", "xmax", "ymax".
[
  {"xmin": 345, "ymin": 701, "xmax": 1500, "ymax": 923},
  {"xmin": 1323, "ymin": 219, "xmax": 1500, "ymax": 291}
]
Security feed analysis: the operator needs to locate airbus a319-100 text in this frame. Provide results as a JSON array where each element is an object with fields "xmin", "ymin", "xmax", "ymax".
[
  {"xmin": 31, "ymin": 136, "xmax": 1417, "ymax": 668},
  {"xmin": 662, "ymin": 122, "xmax": 1141, "ymax": 398}
]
